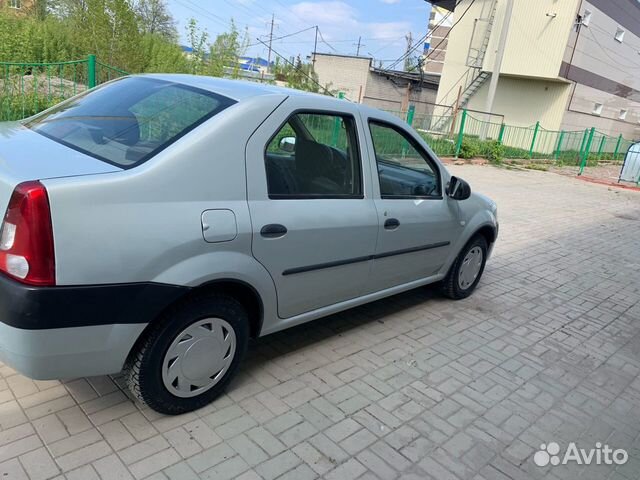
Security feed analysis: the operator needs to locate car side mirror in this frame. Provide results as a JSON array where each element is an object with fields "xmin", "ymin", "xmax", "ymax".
[
  {"xmin": 447, "ymin": 176, "xmax": 471, "ymax": 200},
  {"xmin": 279, "ymin": 136, "xmax": 296, "ymax": 153}
]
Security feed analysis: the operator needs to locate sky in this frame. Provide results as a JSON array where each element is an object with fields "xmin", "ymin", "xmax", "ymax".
[{"xmin": 166, "ymin": 0, "xmax": 432, "ymax": 68}]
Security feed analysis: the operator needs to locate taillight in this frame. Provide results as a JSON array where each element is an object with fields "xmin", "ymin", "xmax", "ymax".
[{"xmin": 0, "ymin": 181, "xmax": 55, "ymax": 286}]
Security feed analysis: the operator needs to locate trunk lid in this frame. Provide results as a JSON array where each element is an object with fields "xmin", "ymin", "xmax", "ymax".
[{"xmin": 0, "ymin": 122, "xmax": 121, "ymax": 213}]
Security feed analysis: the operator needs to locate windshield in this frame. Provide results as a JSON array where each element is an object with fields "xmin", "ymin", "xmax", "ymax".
[{"xmin": 26, "ymin": 77, "xmax": 235, "ymax": 168}]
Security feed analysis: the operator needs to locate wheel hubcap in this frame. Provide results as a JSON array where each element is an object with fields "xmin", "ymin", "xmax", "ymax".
[
  {"xmin": 162, "ymin": 318, "xmax": 236, "ymax": 398},
  {"xmin": 458, "ymin": 246, "xmax": 484, "ymax": 290}
]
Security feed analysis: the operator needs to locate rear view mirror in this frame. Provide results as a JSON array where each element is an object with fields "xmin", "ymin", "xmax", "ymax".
[
  {"xmin": 447, "ymin": 176, "xmax": 471, "ymax": 200},
  {"xmin": 279, "ymin": 137, "xmax": 296, "ymax": 153}
]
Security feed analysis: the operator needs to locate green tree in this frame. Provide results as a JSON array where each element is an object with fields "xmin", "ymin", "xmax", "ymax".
[
  {"xmin": 208, "ymin": 19, "xmax": 249, "ymax": 78},
  {"xmin": 274, "ymin": 55, "xmax": 326, "ymax": 94},
  {"xmin": 49, "ymin": 0, "xmax": 144, "ymax": 71},
  {"xmin": 140, "ymin": 32, "xmax": 188, "ymax": 73},
  {"xmin": 185, "ymin": 18, "xmax": 208, "ymax": 74},
  {"xmin": 133, "ymin": 0, "xmax": 176, "ymax": 40},
  {"xmin": 30, "ymin": 0, "xmax": 51, "ymax": 20}
]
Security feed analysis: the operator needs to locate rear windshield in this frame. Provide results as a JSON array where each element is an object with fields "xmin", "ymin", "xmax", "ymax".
[{"xmin": 26, "ymin": 77, "xmax": 235, "ymax": 168}]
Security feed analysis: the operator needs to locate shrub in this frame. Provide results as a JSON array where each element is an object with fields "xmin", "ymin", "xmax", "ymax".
[
  {"xmin": 458, "ymin": 138, "xmax": 480, "ymax": 159},
  {"xmin": 486, "ymin": 140, "xmax": 505, "ymax": 164}
]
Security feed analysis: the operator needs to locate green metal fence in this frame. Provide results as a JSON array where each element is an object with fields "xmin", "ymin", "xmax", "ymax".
[
  {"xmin": 386, "ymin": 108, "xmax": 634, "ymax": 167},
  {"xmin": 0, "ymin": 55, "xmax": 128, "ymax": 122},
  {"xmin": 0, "ymin": 58, "xmax": 633, "ymax": 170}
]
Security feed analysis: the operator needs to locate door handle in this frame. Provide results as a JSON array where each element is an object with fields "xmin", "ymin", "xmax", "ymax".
[
  {"xmin": 384, "ymin": 218, "xmax": 400, "ymax": 230},
  {"xmin": 260, "ymin": 224, "xmax": 288, "ymax": 238}
]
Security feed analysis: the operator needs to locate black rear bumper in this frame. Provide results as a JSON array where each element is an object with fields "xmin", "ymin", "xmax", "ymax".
[{"xmin": 0, "ymin": 274, "xmax": 189, "ymax": 330}]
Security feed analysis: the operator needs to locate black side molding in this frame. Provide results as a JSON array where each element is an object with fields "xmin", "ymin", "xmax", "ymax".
[
  {"xmin": 0, "ymin": 275, "xmax": 189, "ymax": 330},
  {"xmin": 374, "ymin": 241, "xmax": 451, "ymax": 260},
  {"xmin": 282, "ymin": 241, "xmax": 450, "ymax": 276},
  {"xmin": 283, "ymin": 254, "xmax": 372, "ymax": 276}
]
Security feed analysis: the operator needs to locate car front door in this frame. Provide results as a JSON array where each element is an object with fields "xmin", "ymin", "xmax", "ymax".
[
  {"xmin": 246, "ymin": 98, "xmax": 378, "ymax": 319},
  {"xmin": 363, "ymin": 118, "xmax": 461, "ymax": 292}
]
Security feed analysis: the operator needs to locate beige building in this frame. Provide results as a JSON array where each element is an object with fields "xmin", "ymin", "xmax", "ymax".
[
  {"xmin": 312, "ymin": 53, "xmax": 440, "ymax": 115},
  {"xmin": 432, "ymin": 0, "xmax": 640, "ymax": 139}
]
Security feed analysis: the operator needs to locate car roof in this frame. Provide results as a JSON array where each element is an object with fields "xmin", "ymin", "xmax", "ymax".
[
  {"xmin": 139, "ymin": 73, "xmax": 321, "ymax": 101},
  {"xmin": 136, "ymin": 74, "xmax": 405, "ymax": 125}
]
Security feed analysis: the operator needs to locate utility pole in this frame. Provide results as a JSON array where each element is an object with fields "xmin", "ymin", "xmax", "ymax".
[
  {"xmin": 312, "ymin": 26, "xmax": 318, "ymax": 71},
  {"xmin": 404, "ymin": 32, "xmax": 413, "ymax": 71},
  {"xmin": 484, "ymin": 0, "xmax": 514, "ymax": 122},
  {"xmin": 267, "ymin": 13, "xmax": 275, "ymax": 73},
  {"xmin": 354, "ymin": 36, "xmax": 365, "ymax": 56}
]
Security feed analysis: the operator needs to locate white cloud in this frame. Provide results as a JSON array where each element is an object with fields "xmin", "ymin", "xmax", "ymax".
[
  {"xmin": 367, "ymin": 21, "xmax": 411, "ymax": 40},
  {"xmin": 380, "ymin": 0, "xmax": 401, "ymax": 4},
  {"xmin": 242, "ymin": 1, "xmax": 414, "ymax": 65},
  {"xmin": 284, "ymin": 2, "xmax": 410, "ymax": 42},
  {"xmin": 289, "ymin": 2, "xmax": 360, "ymax": 32}
]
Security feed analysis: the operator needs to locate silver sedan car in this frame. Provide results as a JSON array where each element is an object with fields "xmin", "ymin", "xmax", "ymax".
[{"xmin": 0, "ymin": 75, "xmax": 498, "ymax": 414}]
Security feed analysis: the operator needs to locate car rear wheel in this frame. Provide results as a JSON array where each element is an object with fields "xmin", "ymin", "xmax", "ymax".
[
  {"xmin": 125, "ymin": 293, "xmax": 248, "ymax": 415},
  {"xmin": 442, "ymin": 235, "xmax": 488, "ymax": 300}
]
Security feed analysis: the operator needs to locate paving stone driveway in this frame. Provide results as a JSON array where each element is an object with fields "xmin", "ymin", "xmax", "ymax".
[{"xmin": 1, "ymin": 165, "xmax": 640, "ymax": 480}]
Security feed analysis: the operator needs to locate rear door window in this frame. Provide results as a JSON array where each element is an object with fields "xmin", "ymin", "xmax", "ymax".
[{"xmin": 26, "ymin": 77, "xmax": 235, "ymax": 168}]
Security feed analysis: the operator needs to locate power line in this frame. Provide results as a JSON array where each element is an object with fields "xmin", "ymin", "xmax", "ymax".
[
  {"xmin": 387, "ymin": 0, "xmax": 475, "ymax": 73},
  {"xmin": 254, "ymin": 37, "xmax": 342, "ymax": 98},
  {"xmin": 174, "ymin": 0, "xmax": 263, "ymax": 33},
  {"xmin": 383, "ymin": 6, "xmax": 455, "ymax": 71},
  {"xmin": 273, "ymin": 36, "xmax": 405, "ymax": 45},
  {"xmin": 247, "ymin": 25, "xmax": 318, "ymax": 49},
  {"xmin": 272, "ymin": 26, "xmax": 318, "ymax": 42},
  {"xmin": 173, "ymin": 0, "xmax": 231, "ymax": 30},
  {"xmin": 218, "ymin": 0, "xmax": 272, "ymax": 29},
  {"xmin": 317, "ymin": 28, "xmax": 338, "ymax": 53},
  {"xmin": 268, "ymin": 0, "xmax": 316, "ymax": 31},
  {"xmin": 384, "ymin": 0, "xmax": 472, "ymax": 71},
  {"xmin": 583, "ymin": 26, "xmax": 640, "ymax": 70}
]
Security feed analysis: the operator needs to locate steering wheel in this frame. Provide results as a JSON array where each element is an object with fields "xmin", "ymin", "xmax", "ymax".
[{"xmin": 413, "ymin": 183, "xmax": 436, "ymax": 196}]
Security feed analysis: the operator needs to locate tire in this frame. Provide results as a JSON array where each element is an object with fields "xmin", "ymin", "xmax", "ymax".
[
  {"xmin": 124, "ymin": 292, "xmax": 249, "ymax": 415},
  {"xmin": 442, "ymin": 235, "xmax": 488, "ymax": 300}
]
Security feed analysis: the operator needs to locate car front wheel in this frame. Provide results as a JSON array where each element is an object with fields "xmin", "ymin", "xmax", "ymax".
[
  {"xmin": 125, "ymin": 293, "xmax": 249, "ymax": 415},
  {"xmin": 442, "ymin": 235, "xmax": 488, "ymax": 300}
]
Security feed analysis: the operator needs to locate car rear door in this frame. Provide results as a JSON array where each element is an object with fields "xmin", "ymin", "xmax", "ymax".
[
  {"xmin": 362, "ymin": 116, "xmax": 461, "ymax": 293},
  {"xmin": 246, "ymin": 97, "xmax": 378, "ymax": 319}
]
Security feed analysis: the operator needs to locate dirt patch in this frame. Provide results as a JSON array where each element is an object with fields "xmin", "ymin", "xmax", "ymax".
[
  {"xmin": 549, "ymin": 163, "xmax": 639, "ymax": 190},
  {"xmin": 440, "ymin": 156, "xmax": 490, "ymax": 166}
]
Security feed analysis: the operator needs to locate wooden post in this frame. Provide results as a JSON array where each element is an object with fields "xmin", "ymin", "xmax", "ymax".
[
  {"xmin": 401, "ymin": 82, "xmax": 411, "ymax": 113},
  {"xmin": 449, "ymin": 85, "xmax": 463, "ymax": 137}
]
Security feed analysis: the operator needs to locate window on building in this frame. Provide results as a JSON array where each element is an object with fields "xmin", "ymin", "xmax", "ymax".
[
  {"xmin": 582, "ymin": 10, "xmax": 592, "ymax": 26},
  {"xmin": 593, "ymin": 103, "xmax": 603, "ymax": 116},
  {"xmin": 615, "ymin": 27, "xmax": 625, "ymax": 43},
  {"xmin": 9, "ymin": 0, "xmax": 22, "ymax": 8},
  {"xmin": 619, "ymin": 109, "xmax": 628, "ymax": 120}
]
